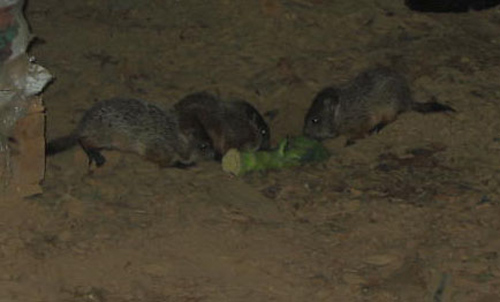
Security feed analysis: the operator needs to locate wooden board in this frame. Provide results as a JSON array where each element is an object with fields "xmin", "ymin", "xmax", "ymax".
[{"xmin": 0, "ymin": 96, "xmax": 45, "ymax": 200}]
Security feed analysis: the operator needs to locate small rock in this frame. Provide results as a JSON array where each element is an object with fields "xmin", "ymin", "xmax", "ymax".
[
  {"xmin": 363, "ymin": 254, "xmax": 399, "ymax": 266},
  {"xmin": 342, "ymin": 273, "xmax": 366, "ymax": 285}
]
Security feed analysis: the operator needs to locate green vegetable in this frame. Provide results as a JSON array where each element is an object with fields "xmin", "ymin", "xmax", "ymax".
[{"xmin": 222, "ymin": 136, "xmax": 330, "ymax": 176}]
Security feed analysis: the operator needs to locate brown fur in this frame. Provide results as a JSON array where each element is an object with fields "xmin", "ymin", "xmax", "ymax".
[
  {"xmin": 303, "ymin": 67, "xmax": 455, "ymax": 144},
  {"xmin": 174, "ymin": 92, "xmax": 270, "ymax": 159},
  {"xmin": 46, "ymin": 97, "xmax": 215, "ymax": 168}
]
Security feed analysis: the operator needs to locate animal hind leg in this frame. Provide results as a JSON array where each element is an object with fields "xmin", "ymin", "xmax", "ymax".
[
  {"xmin": 345, "ymin": 131, "xmax": 369, "ymax": 146},
  {"xmin": 79, "ymin": 140, "xmax": 106, "ymax": 167},
  {"xmin": 346, "ymin": 114, "xmax": 395, "ymax": 146},
  {"xmin": 369, "ymin": 121, "xmax": 389, "ymax": 135},
  {"xmin": 345, "ymin": 121, "xmax": 373, "ymax": 146}
]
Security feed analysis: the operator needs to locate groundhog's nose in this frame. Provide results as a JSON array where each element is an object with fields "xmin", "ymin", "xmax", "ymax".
[
  {"xmin": 206, "ymin": 149, "xmax": 217, "ymax": 160},
  {"xmin": 303, "ymin": 125, "xmax": 314, "ymax": 138},
  {"xmin": 303, "ymin": 127, "xmax": 325, "ymax": 142},
  {"xmin": 259, "ymin": 137, "xmax": 271, "ymax": 150},
  {"xmin": 214, "ymin": 152, "xmax": 223, "ymax": 161}
]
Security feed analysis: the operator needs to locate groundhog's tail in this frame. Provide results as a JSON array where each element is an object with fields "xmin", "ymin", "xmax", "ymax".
[
  {"xmin": 411, "ymin": 101, "xmax": 456, "ymax": 114},
  {"xmin": 46, "ymin": 135, "xmax": 78, "ymax": 155}
]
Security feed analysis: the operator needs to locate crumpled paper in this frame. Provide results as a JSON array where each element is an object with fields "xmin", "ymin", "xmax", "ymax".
[
  {"xmin": 0, "ymin": 0, "xmax": 52, "ymax": 142},
  {"xmin": 0, "ymin": 54, "xmax": 53, "ymax": 142},
  {"xmin": 0, "ymin": 0, "xmax": 52, "ymax": 192}
]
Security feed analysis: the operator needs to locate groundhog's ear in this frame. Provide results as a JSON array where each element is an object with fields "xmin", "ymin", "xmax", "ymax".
[
  {"xmin": 316, "ymin": 87, "xmax": 339, "ymax": 113},
  {"xmin": 327, "ymin": 94, "xmax": 340, "ymax": 113}
]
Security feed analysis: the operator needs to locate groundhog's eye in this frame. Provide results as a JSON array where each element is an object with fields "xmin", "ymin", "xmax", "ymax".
[
  {"xmin": 260, "ymin": 129, "xmax": 267, "ymax": 136},
  {"xmin": 198, "ymin": 143, "xmax": 208, "ymax": 150},
  {"xmin": 311, "ymin": 118, "xmax": 319, "ymax": 124}
]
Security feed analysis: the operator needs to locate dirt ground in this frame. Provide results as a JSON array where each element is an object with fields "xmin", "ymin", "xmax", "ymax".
[{"xmin": 2, "ymin": 0, "xmax": 500, "ymax": 301}]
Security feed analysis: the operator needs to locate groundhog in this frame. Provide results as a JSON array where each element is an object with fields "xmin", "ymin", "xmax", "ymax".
[
  {"xmin": 173, "ymin": 91, "xmax": 270, "ymax": 159},
  {"xmin": 46, "ymin": 97, "xmax": 215, "ymax": 168},
  {"xmin": 303, "ymin": 67, "xmax": 455, "ymax": 145}
]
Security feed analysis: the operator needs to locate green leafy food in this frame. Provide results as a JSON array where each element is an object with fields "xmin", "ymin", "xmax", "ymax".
[{"xmin": 222, "ymin": 136, "xmax": 330, "ymax": 176}]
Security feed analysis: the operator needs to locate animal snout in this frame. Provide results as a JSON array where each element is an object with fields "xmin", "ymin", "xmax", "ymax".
[
  {"xmin": 259, "ymin": 134, "xmax": 271, "ymax": 150},
  {"xmin": 303, "ymin": 123, "xmax": 319, "ymax": 139},
  {"xmin": 202, "ymin": 146, "xmax": 216, "ymax": 160},
  {"xmin": 303, "ymin": 123, "xmax": 332, "ymax": 141}
]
